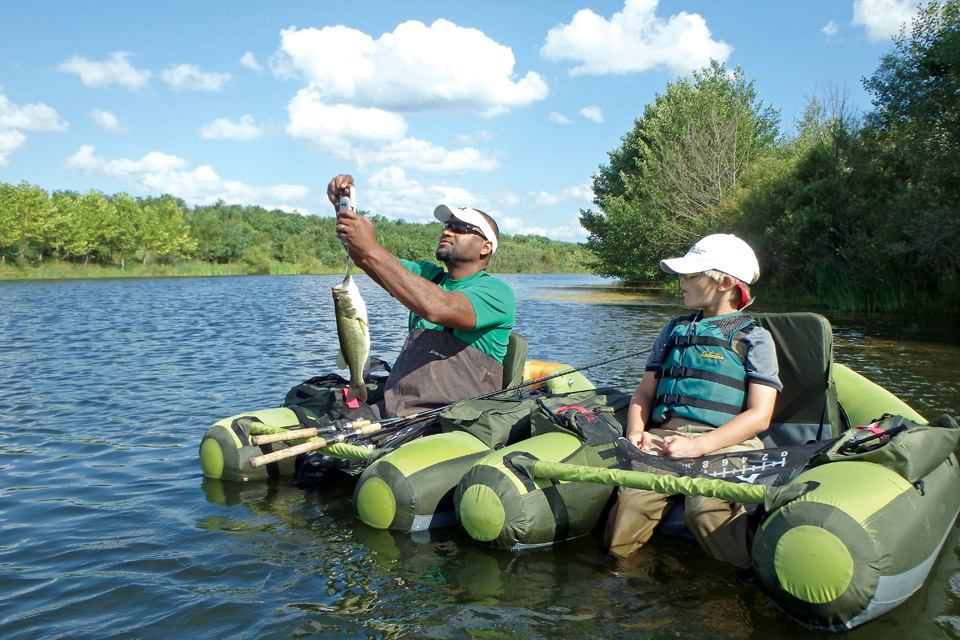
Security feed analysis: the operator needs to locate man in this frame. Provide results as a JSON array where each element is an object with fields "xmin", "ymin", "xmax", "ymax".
[{"xmin": 327, "ymin": 174, "xmax": 516, "ymax": 418}]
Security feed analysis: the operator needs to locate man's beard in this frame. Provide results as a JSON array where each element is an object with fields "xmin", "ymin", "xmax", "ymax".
[{"xmin": 436, "ymin": 244, "xmax": 457, "ymax": 264}]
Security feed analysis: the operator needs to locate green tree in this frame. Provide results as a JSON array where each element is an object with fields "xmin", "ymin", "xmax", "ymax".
[
  {"xmin": 109, "ymin": 193, "xmax": 140, "ymax": 269},
  {"xmin": 582, "ymin": 61, "xmax": 780, "ymax": 280},
  {"xmin": 0, "ymin": 181, "xmax": 55, "ymax": 263},
  {"xmin": 135, "ymin": 196, "xmax": 196, "ymax": 264},
  {"xmin": 861, "ymin": 0, "xmax": 960, "ymax": 309},
  {"xmin": 864, "ymin": 0, "xmax": 960, "ymax": 198},
  {"xmin": 60, "ymin": 190, "xmax": 115, "ymax": 264},
  {"xmin": 186, "ymin": 207, "xmax": 224, "ymax": 262}
]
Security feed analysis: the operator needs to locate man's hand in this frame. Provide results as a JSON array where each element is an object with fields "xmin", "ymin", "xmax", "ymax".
[
  {"xmin": 328, "ymin": 174, "xmax": 354, "ymax": 211},
  {"xmin": 336, "ymin": 209, "xmax": 379, "ymax": 263}
]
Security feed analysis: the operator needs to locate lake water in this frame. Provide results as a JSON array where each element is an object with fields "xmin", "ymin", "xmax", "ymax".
[{"xmin": 1, "ymin": 273, "xmax": 959, "ymax": 639}]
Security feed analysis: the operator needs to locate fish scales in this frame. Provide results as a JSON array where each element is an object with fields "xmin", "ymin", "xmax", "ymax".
[{"xmin": 332, "ymin": 274, "xmax": 370, "ymax": 402}]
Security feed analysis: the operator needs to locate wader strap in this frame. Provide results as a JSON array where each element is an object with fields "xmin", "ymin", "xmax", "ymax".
[
  {"xmin": 655, "ymin": 393, "xmax": 746, "ymax": 418},
  {"xmin": 655, "ymin": 366, "xmax": 747, "ymax": 391}
]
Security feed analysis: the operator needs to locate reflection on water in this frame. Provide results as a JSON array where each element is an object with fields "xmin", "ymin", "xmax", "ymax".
[{"xmin": 1, "ymin": 274, "xmax": 958, "ymax": 639}]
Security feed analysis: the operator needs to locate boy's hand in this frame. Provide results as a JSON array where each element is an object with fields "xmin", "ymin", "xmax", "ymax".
[{"xmin": 661, "ymin": 434, "xmax": 704, "ymax": 458}]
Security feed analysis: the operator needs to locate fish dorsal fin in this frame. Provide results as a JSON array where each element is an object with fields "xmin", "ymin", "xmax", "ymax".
[{"xmin": 336, "ymin": 349, "xmax": 347, "ymax": 369}]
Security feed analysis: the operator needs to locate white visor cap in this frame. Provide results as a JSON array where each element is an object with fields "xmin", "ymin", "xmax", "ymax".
[
  {"xmin": 434, "ymin": 205, "xmax": 498, "ymax": 254},
  {"xmin": 660, "ymin": 234, "xmax": 760, "ymax": 284}
]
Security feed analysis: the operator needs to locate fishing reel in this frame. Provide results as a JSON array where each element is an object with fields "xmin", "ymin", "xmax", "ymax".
[
  {"xmin": 338, "ymin": 185, "xmax": 356, "ymax": 214},
  {"xmin": 338, "ymin": 185, "xmax": 356, "ymax": 271}
]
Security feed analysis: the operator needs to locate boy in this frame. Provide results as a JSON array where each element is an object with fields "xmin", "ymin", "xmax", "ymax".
[{"xmin": 606, "ymin": 234, "xmax": 781, "ymax": 568}]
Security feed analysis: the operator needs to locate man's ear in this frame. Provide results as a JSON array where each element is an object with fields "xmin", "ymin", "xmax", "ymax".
[{"xmin": 479, "ymin": 240, "xmax": 493, "ymax": 260}]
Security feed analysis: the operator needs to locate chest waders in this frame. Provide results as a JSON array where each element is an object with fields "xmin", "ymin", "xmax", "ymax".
[{"xmin": 379, "ymin": 327, "xmax": 504, "ymax": 418}]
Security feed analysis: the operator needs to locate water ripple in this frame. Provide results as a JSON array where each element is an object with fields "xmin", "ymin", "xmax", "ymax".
[{"xmin": 1, "ymin": 274, "xmax": 958, "ymax": 639}]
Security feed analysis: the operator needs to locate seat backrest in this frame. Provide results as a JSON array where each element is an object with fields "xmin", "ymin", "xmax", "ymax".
[
  {"xmin": 752, "ymin": 312, "xmax": 844, "ymax": 446},
  {"xmin": 502, "ymin": 332, "xmax": 528, "ymax": 389}
]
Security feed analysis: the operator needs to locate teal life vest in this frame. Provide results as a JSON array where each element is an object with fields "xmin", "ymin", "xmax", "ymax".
[{"xmin": 651, "ymin": 312, "xmax": 758, "ymax": 428}]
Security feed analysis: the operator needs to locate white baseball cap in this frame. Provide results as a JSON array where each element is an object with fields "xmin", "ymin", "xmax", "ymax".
[
  {"xmin": 660, "ymin": 234, "xmax": 760, "ymax": 284},
  {"xmin": 434, "ymin": 205, "xmax": 498, "ymax": 254}
]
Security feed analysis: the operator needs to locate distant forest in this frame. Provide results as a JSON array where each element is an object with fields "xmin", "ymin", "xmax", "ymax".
[{"xmin": 0, "ymin": 184, "xmax": 590, "ymax": 276}]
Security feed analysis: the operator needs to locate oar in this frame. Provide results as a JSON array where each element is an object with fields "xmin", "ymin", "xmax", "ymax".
[{"xmin": 248, "ymin": 347, "xmax": 651, "ymax": 448}]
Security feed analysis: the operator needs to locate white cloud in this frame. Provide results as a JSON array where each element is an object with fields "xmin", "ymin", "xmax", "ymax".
[
  {"xmin": 272, "ymin": 19, "xmax": 548, "ymax": 116},
  {"xmin": 59, "ymin": 51, "xmax": 151, "ymax": 89},
  {"xmin": 548, "ymin": 112, "xmax": 572, "ymax": 124},
  {"xmin": 0, "ymin": 92, "xmax": 68, "ymax": 165},
  {"xmin": 580, "ymin": 106, "xmax": 604, "ymax": 123},
  {"xmin": 275, "ymin": 20, "xmax": 531, "ymax": 174},
  {"xmin": 0, "ymin": 129, "xmax": 26, "ymax": 166},
  {"xmin": 287, "ymin": 89, "xmax": 408, "ymax": 143},
  {"xmin": 63, "ymin": 145, "xmax": 309, "ymax": 207},
  {"xmin": 240, "ymin": 52, "xmax": 262, "ymax": 73},
  {"xmin": 533, "ymin": 182, "xmax": 595, "ymax": 207},
  {"xmin": 285, "ymin": 88, "xmax": 498, "ymax": 173},
  {"xmin": 365, "ymin": 139, "xmax": 499, "ymax": 173},
  {"xmin": 493, "ymin": 181, "xmax": 594, "ymax": 239},
  {"xmin": 541, "ymin": 0, "xmax": 732, "ymax": 76},
  {"xmin": 161, "ymin": 64, "xmax": 232, "ymax": 91},
  {"xmin": 90, "ymin": 109, "xmax": 127, "ymax": 133},
  {"xmin": 456, "ymin": 129, "xmax": 495, "ymax": 144},
  {"xmin": 852, "ymin": 0, "xmax": 917, "ymax": 41},
  {"xmin": 349, "ymin": 168, "xmax": 591, "ymax": 240},
  {"xmin": 821, "ymin": 21, "xmax": 839, "ymax": 36},
  {"xmin": 363, "ymin": 166, "xmax": 479, "ymax": 221},
  {"xmin": 200, "ymin": 114, "xmax": 262, "ymax": 140},
  {"xmin": 498, "ymin": 214, "xmax": 587, "ymax": 241},
  {"xmin": 497, "ymin": 181, "xmax": 594, "ymax": 209}
]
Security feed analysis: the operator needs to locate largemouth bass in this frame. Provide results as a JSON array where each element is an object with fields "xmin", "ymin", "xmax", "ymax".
[{"xmin": 333, "ymin": 273, "xmax": 370, "ymax": 403}]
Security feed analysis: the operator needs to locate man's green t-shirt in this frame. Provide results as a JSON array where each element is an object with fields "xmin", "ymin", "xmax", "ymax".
[{"xmin": 400, "ymin": 260, "xmax": 515, "ymax": 363}]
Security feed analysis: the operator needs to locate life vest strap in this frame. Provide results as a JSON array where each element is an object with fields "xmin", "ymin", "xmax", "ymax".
[
  {"xmin": 655, "ymin": 393, "xmax": 746, "ymax": 418},
  {"xmin": 655, "ymin": 365, "xmax": 747, "ymax": 391}
]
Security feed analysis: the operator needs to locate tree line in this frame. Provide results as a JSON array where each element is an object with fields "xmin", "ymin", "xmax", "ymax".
[
  {"xmin": 582, "ymin": 0, "xmax": 960, "ymax": 312},
  {"xmin": 0, "ymin": 186, "xmax": 589, "ymax": 276}
]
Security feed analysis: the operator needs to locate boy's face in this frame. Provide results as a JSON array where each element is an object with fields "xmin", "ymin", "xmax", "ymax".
[{"xmin": 681, "ymin": 273, "xmax": 720, "ymax": 309}]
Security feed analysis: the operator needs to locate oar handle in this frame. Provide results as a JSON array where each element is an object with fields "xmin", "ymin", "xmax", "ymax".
[
  {"xmin": 248, "ymin": 421, "xmax": 383, "ymax": 468},
  {"xmin": 250, "ymin": 419, "xmax": 372, "ymax": 445}
]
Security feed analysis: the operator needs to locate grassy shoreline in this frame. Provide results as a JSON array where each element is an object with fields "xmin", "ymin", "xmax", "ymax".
[{"xmin": 0, "ymin": 260, "xmax": 590, "ymax": 281}]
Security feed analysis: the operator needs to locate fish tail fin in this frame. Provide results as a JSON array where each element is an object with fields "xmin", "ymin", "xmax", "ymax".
[{"xmin": 346, "ymin": 379, "xmax": 368, "ymax": 403}]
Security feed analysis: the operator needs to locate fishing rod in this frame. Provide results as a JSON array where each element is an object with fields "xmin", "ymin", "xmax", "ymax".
[
  {"xmin": 249, "ymin": 420, "xmax": 382, "ymax": 469},
  {"xmin": 248, "ymin": 347, "xmax": 650, "ymax": 466}
]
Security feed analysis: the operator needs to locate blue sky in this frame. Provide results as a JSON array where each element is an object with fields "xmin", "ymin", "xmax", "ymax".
[{"xmin": 1, "ymin": 0, "xmax": 922, "ymax": 241}]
